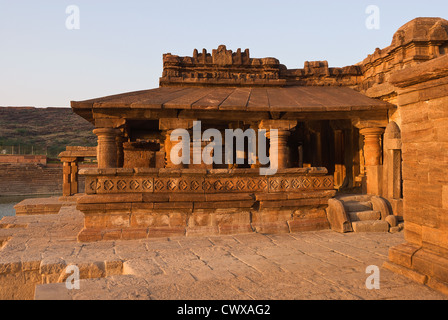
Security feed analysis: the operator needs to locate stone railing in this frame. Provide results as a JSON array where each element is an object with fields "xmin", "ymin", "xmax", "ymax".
[
  {"xmin": 80, "ymin": 167, "xmax": 334, "ymax": 195},
  {"xmin": 76, "ymin": 168, "xmax": 336, "ymax": 242}
]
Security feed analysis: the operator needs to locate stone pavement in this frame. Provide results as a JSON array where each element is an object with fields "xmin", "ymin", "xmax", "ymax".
[{"xmin": 0, "ymin": 205, "xmax": 446, "ymax": 300}]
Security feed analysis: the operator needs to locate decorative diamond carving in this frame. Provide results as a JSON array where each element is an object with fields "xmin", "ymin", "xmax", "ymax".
[
  {"xmin": 323, "ymin": 177, "xmax": 333, "ymax": 188},
  {"xmin": 104, "ymin": 180, "xmax": 114, "ymax": 191},
  {"xmin": 130, "ymin": 180, "xmax": 140, "ymax": 190},
  {"xmin": 280, "ymin": 179, "xmax": 289, "ymax": 189},
  {"xmin": 142, "ymin": 180, "xmax": 153, "ymax": 190},
  {"xmin": 117, "ymin": 180, "xmax": 127, "ymax": 191},
  {"xmin": 302, "ymin": 178, "xmax": 311, "ymax": 189},
  {"xmin": 270, "ymin": 179, "xmax": 279, "ymax": 190},
  {"xmin": 312, "ymin": 178, "xmax": 321, "ymax": 188},
  {"xmin": 191, "ymin": 180, "xmax": 200, "ymax": 191},
  {"xmin": 89, "ymin": 180, "xmax": 97, "ymax": 191},
  {"xmin": 225, "ymin": 180, "xmax": 234, "ymax": 191},
  {"xmin": 214, "ymin": 180, "xmax": 223, "ymax": 191},
  {"xmin": 202, "ymin": 181, "xmax": 211, "ymax": 191},
  {"xmin": 167, "ymin": 180, "xmax": 177, "ymax": 191},
  {"xmin": 291, "ymin": 179, "xmax": 301, "ymax": 189},
  {"xmin": 236, "ymin": 180, "xmax": 245, "ymax": 190},
  {"xmin": 258, "ymin": 179, "xmax": 267, "ymax": 190},
  {"xmin": 179, "ymin": 180, "xmax": 188, "ymax": 191},
  {"xmin": 154, "ymin": 179, "xmax": 165, "ymax": 191},
  {"xmin": 247, "ymin": 179, "xmax": 256, "ymax": 190}
]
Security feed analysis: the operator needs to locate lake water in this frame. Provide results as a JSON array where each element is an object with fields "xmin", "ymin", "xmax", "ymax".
[{"xmin": 0, "ymin": 195, "xmax": 59, "ymax": 219}]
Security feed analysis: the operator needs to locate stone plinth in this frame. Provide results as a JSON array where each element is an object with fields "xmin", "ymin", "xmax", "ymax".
[{"xmin": 76, "ymin": 167, "xmax": 335, "ymax": 242}]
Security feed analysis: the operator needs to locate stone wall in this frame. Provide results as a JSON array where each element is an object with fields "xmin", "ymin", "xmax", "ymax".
[
  {"xmin": 0, "ymin": 163, "xmax": 93, "ymax": 196},
  {"xmin": 385, "ymin": 54, "xmax": 448, "ymax": 295},
  {"xmin": 0, "ymin": 163, "xmax": 62, "ymax": 196},
  {"xmin": 0, "ymin": 155, "xmax": 47, "ymax": 165}
]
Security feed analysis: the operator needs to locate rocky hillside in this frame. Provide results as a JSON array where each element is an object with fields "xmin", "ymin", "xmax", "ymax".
[{"xmin": 0, "ymin": 107, "xmax": 96, "ymax": 158}]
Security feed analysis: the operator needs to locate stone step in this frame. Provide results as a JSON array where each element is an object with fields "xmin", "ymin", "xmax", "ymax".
[
  {"xmin": 351, "ymin": 220, "xmax": 390, "ymax": 233},
  {"xmin": 337, "ymin": 195, "xmax": 372, "ymax": 202},
  {"xmin": 343, "ymin": 201, "xmax": 373, "ymax": 212},
  {"xmin": 348, "ymin": 210, "xmax": 381, "ymax": 222}
]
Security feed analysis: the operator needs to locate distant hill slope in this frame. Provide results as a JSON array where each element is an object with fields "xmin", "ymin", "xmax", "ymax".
[{"xmin": 0, "ymin": 107, "xmax": 96, "ymax": 158}]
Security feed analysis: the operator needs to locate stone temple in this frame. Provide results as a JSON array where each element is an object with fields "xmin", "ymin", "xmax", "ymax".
[{"xmin": 7, "ymin": 17, "xmax": 448, "ymax": 297}]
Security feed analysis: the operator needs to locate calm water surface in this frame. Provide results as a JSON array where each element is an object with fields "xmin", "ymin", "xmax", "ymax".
[{"xmin": 0, "ymin": 195, "xmax": 59, "ymax": 219}]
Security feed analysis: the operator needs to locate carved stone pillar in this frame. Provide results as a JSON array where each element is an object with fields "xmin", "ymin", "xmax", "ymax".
[
  {"xmin": 160, "ymin": 119, "xmax": 195, "ymax": 169},
  {"xmin": 248, "ymin": 122, "xmax": 261, "ymax": 169},
  {"xmin": 116, "ymin": 133, "xmax": 125, "ymax": 168},
  {"xmin": 260, "ymin": 120, "xmax": 297, "ymax": 170},
  {"xmin": 265, "ymin": 130, "xmax": 291, "ymax": 169},
  {"xmin": 61, "ymin": 156, "xmax": 78, "ymax": 196},
  {"xmin": 93, "ymin": 128, "xmax": 121, "ymax": 169},
  {"xmin": 360, "ymin": 127, "xmax": 385, "ymax": 195},
  {"xmin": 164, "ymin": 129, "xmax": 188, "ymax": 169}
]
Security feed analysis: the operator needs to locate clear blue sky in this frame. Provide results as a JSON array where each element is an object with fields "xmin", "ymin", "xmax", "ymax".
[{"xmin": 0, "ymin": 0, "xmax": 447, "ymax": 107}]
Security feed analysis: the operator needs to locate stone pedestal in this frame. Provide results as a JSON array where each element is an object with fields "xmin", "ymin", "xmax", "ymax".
[
  {"xmin": 93, "ymin": 128, "xmax": 121, "ymax": 169},
  {"xmin": 360, "ymin": 127, "xmax": 385, "ymax": 195}
]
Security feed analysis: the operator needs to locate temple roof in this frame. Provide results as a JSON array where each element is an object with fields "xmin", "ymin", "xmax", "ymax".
[
  {"xmin": 391, "ymin": 17, "xmax": 448, "ymax": 48},
  {"xmin": 71, "ymin": 86, "xmax": 392, "ymax": 122}
]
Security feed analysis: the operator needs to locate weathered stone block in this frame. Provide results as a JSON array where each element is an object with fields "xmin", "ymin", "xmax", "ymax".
[
  {"xmin": 185, "ymin": 226, "xmax": 218, "ymax": 237},
  {"xmin": 287, "ymin": 218, "xmax": 329, "ymax": 233},
  {"xmin": 148, "ymin": 227, "xmax": 186, "ymax": 238},
  {"xmin": 388, "ymin": 242, "xmax": 421, "ymax": 269},
  {"xmin": 386, "ymin": 215, "xmax": 398, "ymax": 227},
  {"xmin": 252, "ymin": 221, "xmax": 290, "ymax": 234},
  {"xmin": 218, "ymin": 224, "xmax": 253, "ymax": 235},
  {"xmin": 77, "ymin": 229, "xmax": 103, "ymax": 242},
  {"xmin": 122, "ymin": 228, "xmax": 148, "ymax": 240},
  {"xmin": 326, "ymin": 198, "xmax": 352, "ymax": 233},
  {"xmin": 404, "ymin": 221, "xmax": 423, "ymax": 246},
  {"xmin": 102, "ymin": 229, "xmax": 122, "ymax": 241},
  {"xmin": 351, "ymin": 220, "xmax": 389, "ymax": 232},
  {"xmin": 348, "ymin": 210, "xmax": 381, "ymax": 222}
]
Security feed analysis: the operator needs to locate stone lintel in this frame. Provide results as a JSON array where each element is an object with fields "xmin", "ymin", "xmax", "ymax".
[
  {"xmin": 352, "ymin": 119, "xmax": 389, "ymax": 130},
  {"xmin": 159, "ymin": 118, "xmax": 196, "ymax": 131}
]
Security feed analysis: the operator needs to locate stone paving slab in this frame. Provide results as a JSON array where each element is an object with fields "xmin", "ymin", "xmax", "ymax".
[{"xmin": 0, "ymin": 205, "xmax": 446, "ymax": 300}]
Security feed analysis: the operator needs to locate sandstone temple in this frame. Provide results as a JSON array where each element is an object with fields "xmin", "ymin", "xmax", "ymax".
[{"xmin": 34, "ymin": 17, "xmax": 448, "ymax": 295}]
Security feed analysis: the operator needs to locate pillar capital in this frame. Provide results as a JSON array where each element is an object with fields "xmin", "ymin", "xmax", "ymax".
[
  {"xmin": 159, "ymin": 118, "xmax": 196, "ymax": 131},
  {"xmin": 259, "ymin": 120, "xmax": 297, "ymax": 131},
  {"xmin": 60, "ymin": 156, "xmax": 78, "ymax": 163},
  {"xmin": 359, "ymin": 127, "xmax": 385, "ymax": 136},
  {"xmin": 93, "ymin": 128, "xmax": 122, "ymax": 137}
]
